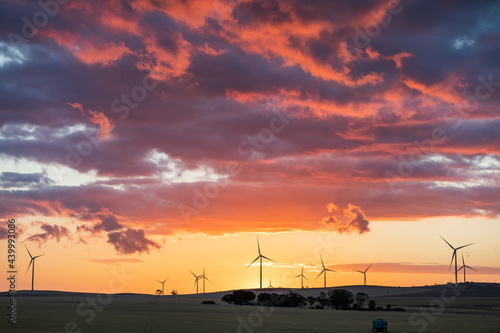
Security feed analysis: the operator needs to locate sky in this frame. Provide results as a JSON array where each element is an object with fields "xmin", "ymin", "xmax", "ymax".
[{"xmin": 1, "ymin": 0, "xmax": 500, "ymax": 294}]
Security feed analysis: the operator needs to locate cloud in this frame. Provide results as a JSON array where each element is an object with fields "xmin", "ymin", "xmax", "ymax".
[
  {"xmin": 0, "ymin": 0, "xmax": 499, "ymax": 239},
  {"xmin": 68, "ymin": 102, "xmax": 116, "ymax": 140},
  {"xmin": 321, "ymin": 203, "xmax": 370, "ymax": 234},
  {"xmin": 25, "ymin": 222, "xmax": 72, "ymax": 245},
  {"xmin": 107, "ymin": 228, "xmax": 161, "ymax": 255},
  {"xmin": 0, "ymin": 172, "xmax": 52, "ymax": 189}
]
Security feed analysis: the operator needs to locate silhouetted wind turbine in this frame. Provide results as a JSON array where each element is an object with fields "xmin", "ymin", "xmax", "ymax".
[
  {"xmin": 156, "ymin": 278, "xmax": 168, "ymax": 295},
  {"xmin": 294, "ymin": 266, "xmax": 308, "ymax": 288},
  {"xmin": 440, "ymin": 236, "xmax": 474, "ymax": 287},
  {"xmin": 315, "ymin": 256, "xmax": 334, "ymax": 288},
  {"xmin": 268, "ymin": 277, "xmax": 274, "ymax": 288},
  {"xmin": 200, "ymin": 267, "xmax": 210, "ymax": 293},
  {"xmin": 25, "ymin": 246, "xmax": 44, "ymax": 291},
  {"xmin": 189, "ymin": 270, "xmax": 201, "ymax": 294},
  {"xmin": 353, "ymin": 264, "xmax": 372, "ymax": 286},
  {"xmin": 246, "ymin": 237, "xmax": 275, "ymax": 290},
  {"xmin": 457, "ymin": 253, "xmax": 477, "ymax": 283}
]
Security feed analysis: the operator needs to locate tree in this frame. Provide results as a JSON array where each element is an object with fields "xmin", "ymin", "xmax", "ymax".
[
  {"xmin": 368, "ymin": 300, "xmax": 376, "ymax": 310},
  {"xmin": 286, "ymin": 291, "xmax": 307, "ymax": 307},
  {"xmin": 222, "ymin": 290, "xmax": 256, "ymax": 305},
  {"xmin": 327, "ymin": 289, "xmax": 354, "ymax": 310},
  {"xmin": 257, "ymin": 292, "xmax": 306, "ymax": 307},
  {"xmin": 316, "ymin": 292, "xmax": 329, "ymax": 309},
  {"xmin": 170, "ymin": 290, "xmax": 178, "ymax": 295},
  {"xmin": 306, "ymin": 296, "xmax": 317, "ymax": 309},
  {"xmin": 355, "ymin": 292, "xmax": 369, "ymax": 309}
]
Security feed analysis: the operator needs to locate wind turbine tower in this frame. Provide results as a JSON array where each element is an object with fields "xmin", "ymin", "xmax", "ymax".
[
  {"xmin": 457, "ymin": 253, "xmax": 477, "ymax": 283},
  {"xmin": 440, "ymin": 236, "xmax": 474, "ymax": 287},
  {"xmin": 315, "ymin": 256, "xmax": 335, "ymax": 288},
  {"xmin": 200, "ymin": 267, "xmax": 210, "ymax": 293},
  {"xmin": 26, "ymin": 246, "xmax": 44, "ymax": 291},
  {"xmin": 156, "ymin": 278, "xmax": 168, "ymax": 295},
  {"xmin": 246, "ymin": 237, "xmax": 275, "ymax": 290},
  {"xmin": 294, "ymin": 266, "xmax": 308, "ymax": 288},
  {"xmin": 353, "ymin": 264, "xmax": 372, "ymax": 286},
  {"xmin": 189, "ymin": 270, "xmax": 201, "ymax": 294}
]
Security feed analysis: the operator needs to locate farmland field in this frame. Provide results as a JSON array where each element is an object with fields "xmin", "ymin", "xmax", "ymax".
[{"xmin": 1, "ymin": 285, "xmax": 500, "ymax": 333}]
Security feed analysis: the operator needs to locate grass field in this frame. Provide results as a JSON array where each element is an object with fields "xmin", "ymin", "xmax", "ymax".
[{"xmin": 1, "ymin": 284, "xmax": 500, "ymax": 332}]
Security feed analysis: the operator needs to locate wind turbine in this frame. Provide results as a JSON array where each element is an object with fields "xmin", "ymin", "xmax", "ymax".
[
  {"xmin": 268, "ymin": 277, "xmax": 274, "ymax": 289},
  {"xmin": 457, "ymin": 253, "xmax": 477, "ymax": 283},
  {"xmin": 353, "ymin": 264, "xmax": 372, "ymax": 286},
  {"xmin": 294, "ymin": 266, "xmax": 308, "ymax": 288},
  {"xmin": 199, "ymin": 267, "xmax": 210, "ymax": 293},
  {"xmin": 189, "ymin": 270, "xmax": 201, "ymax": 294},
  {"xmin": 315, "ymin": 256, "xmax": 335, "ymax": 288},
  {"xmin": 440, "ymin": 236, "xmax": 474, "ymax": 287},
  {"xmin": 156, "ymin": 278, "xmax": 168, "ymax": 295},
  {"xmin": 246, "ymin": 237, "xmax": 275, "ymax": 290},
  {"xmin": 25, "ymin": 246, "xmax": 44, "ymax": 291}
]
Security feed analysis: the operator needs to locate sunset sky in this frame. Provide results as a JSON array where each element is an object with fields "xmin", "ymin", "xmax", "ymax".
[{"xmin": 1, "ymin": 0, "xmax": 500, "ymax": 294}]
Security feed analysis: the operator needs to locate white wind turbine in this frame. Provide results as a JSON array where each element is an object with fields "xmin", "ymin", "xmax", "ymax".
[
  {"xmin": 440, "ymin": 236, "xmax": 474, "ymax": 287},
  {"xmin": 26, "ymin": 246, "xmax": 44, "ymax": 291},
  {"xmin": 294, "ymin": 266, "xmax": 309, "ymax": 289},
  {"xmin": 156, "ymin": 278, "xmax": 168, "ymax": 295},
  {"xmin": 353, "ymin": 264, "xmax": 372, "ymax": 286},
  {"xmin": 199, "ymin": 267, "xmax": 210, "ymax": 293},
  {"xmin": 189, "ymin": 270, "xmax": 201, "ymax": 294},
  {"xmin": 457, "ymin": 253, "xmax": 477, "ymax": 283},
  {"xmin": 246, "ymin": 237, "xmax": 275, "ymax": 290},
  {"xmin": 315, "ymin": 256, "xmax": 335, "ymax": 288}
]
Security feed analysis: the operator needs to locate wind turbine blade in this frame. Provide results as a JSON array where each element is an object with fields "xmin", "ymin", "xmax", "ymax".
[
  {"xmin": 440, "ymin": 235, "xmax": 455, "ymax": 249},
  {"xmin": 257, "ymin": 237, "xmax": 261, "ymax": 256},
  {"xmin": 353, "ymin": 270, "xmax": 364, "ymax": 273},
  {"xmin": 456, "ymin": 243, "xmax": 474, "ymax": 250},
  {"xmin": 449, "ymin": 251, "xmax": 456, "ymax": 271},
  {"xmin": 303, "ymin": 275, "xmax": 309, "ymax": 281},
  {"xmin": 261, "ymin": 255, "xmax": 275, "ymax": 262},
  {"xmin": 315, "ymin": 270, "xmax": 324, "ymax": 280},
  {"xmin": 34, "ymin": 254, "xmax": 44, "ymax": 259},
  {"xmin": 326, "ymin": 268, "xmax": 335, "ymax": 273},
  {"xmin": 246, "ymin": 256, "xmax": 260, "ymax": 269},
  {"xmin": 320, "ymin": 255, "xmax": 325, "ymax": 269},
  {"xmin": 25, "ymin": 259, "xmax": 33, "ymax": 275},
  {"xmin": 164, "ymin": 278, "xmax": 169, "ymax": 283},
  {"xmin": 465, "ymin": 265, "xmax": 477, "ymax": 271},
  {"xmin": 156, "ymin": 280, "xmax": 162, "ymax": 283},
  {"xmin": 294, "ymin": 275, "xmax": 301, "ymax": 279},
  {"xmin": 25, "ymin": 245, "xmax": 33, "ymax": 259},
  {"xmin": 204, "ymin": 276, "xmax": 211, "ymax": 282},
  {"xmin": 189, "ymin": 270, "xmax": 198, "ymax": 278},
  {"xmin": 365, "ymin": 264, "xmax": 373, "ymax": 273},
  {"xmin": 457, "ymin": 266, "xmax": 464, "ymax": 272}
]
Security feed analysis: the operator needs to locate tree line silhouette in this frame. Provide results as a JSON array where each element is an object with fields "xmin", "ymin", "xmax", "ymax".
[{"xmin": 221, "ymin": 289, "xmax": 405, "ymax": 311}]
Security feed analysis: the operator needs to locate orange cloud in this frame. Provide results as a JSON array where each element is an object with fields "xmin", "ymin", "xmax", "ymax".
[
  {"xmin": 68, "ymin": 103, "xmax": 116, "ymax": 140},
  {"xmin": 321, "ymin": 203, "xmax": 371, "ymax": 234},
  {"xmin": 44, "ymin": 29, "xmax": 131, "ymax": 65}
]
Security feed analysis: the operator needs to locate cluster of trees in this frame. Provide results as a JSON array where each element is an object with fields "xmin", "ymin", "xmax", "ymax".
[{"xmin": 221, "ymin": 289, "xmax": 404, "ymax": 311}]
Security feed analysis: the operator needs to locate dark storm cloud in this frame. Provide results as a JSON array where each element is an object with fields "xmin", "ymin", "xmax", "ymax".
[
  {"xmin": 107, "ymin": 228, "xmax": 161, "ymax": 255},
  {"xmin": 0, "ymin": 0, "xmax": 499, "ymax": 241}
]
